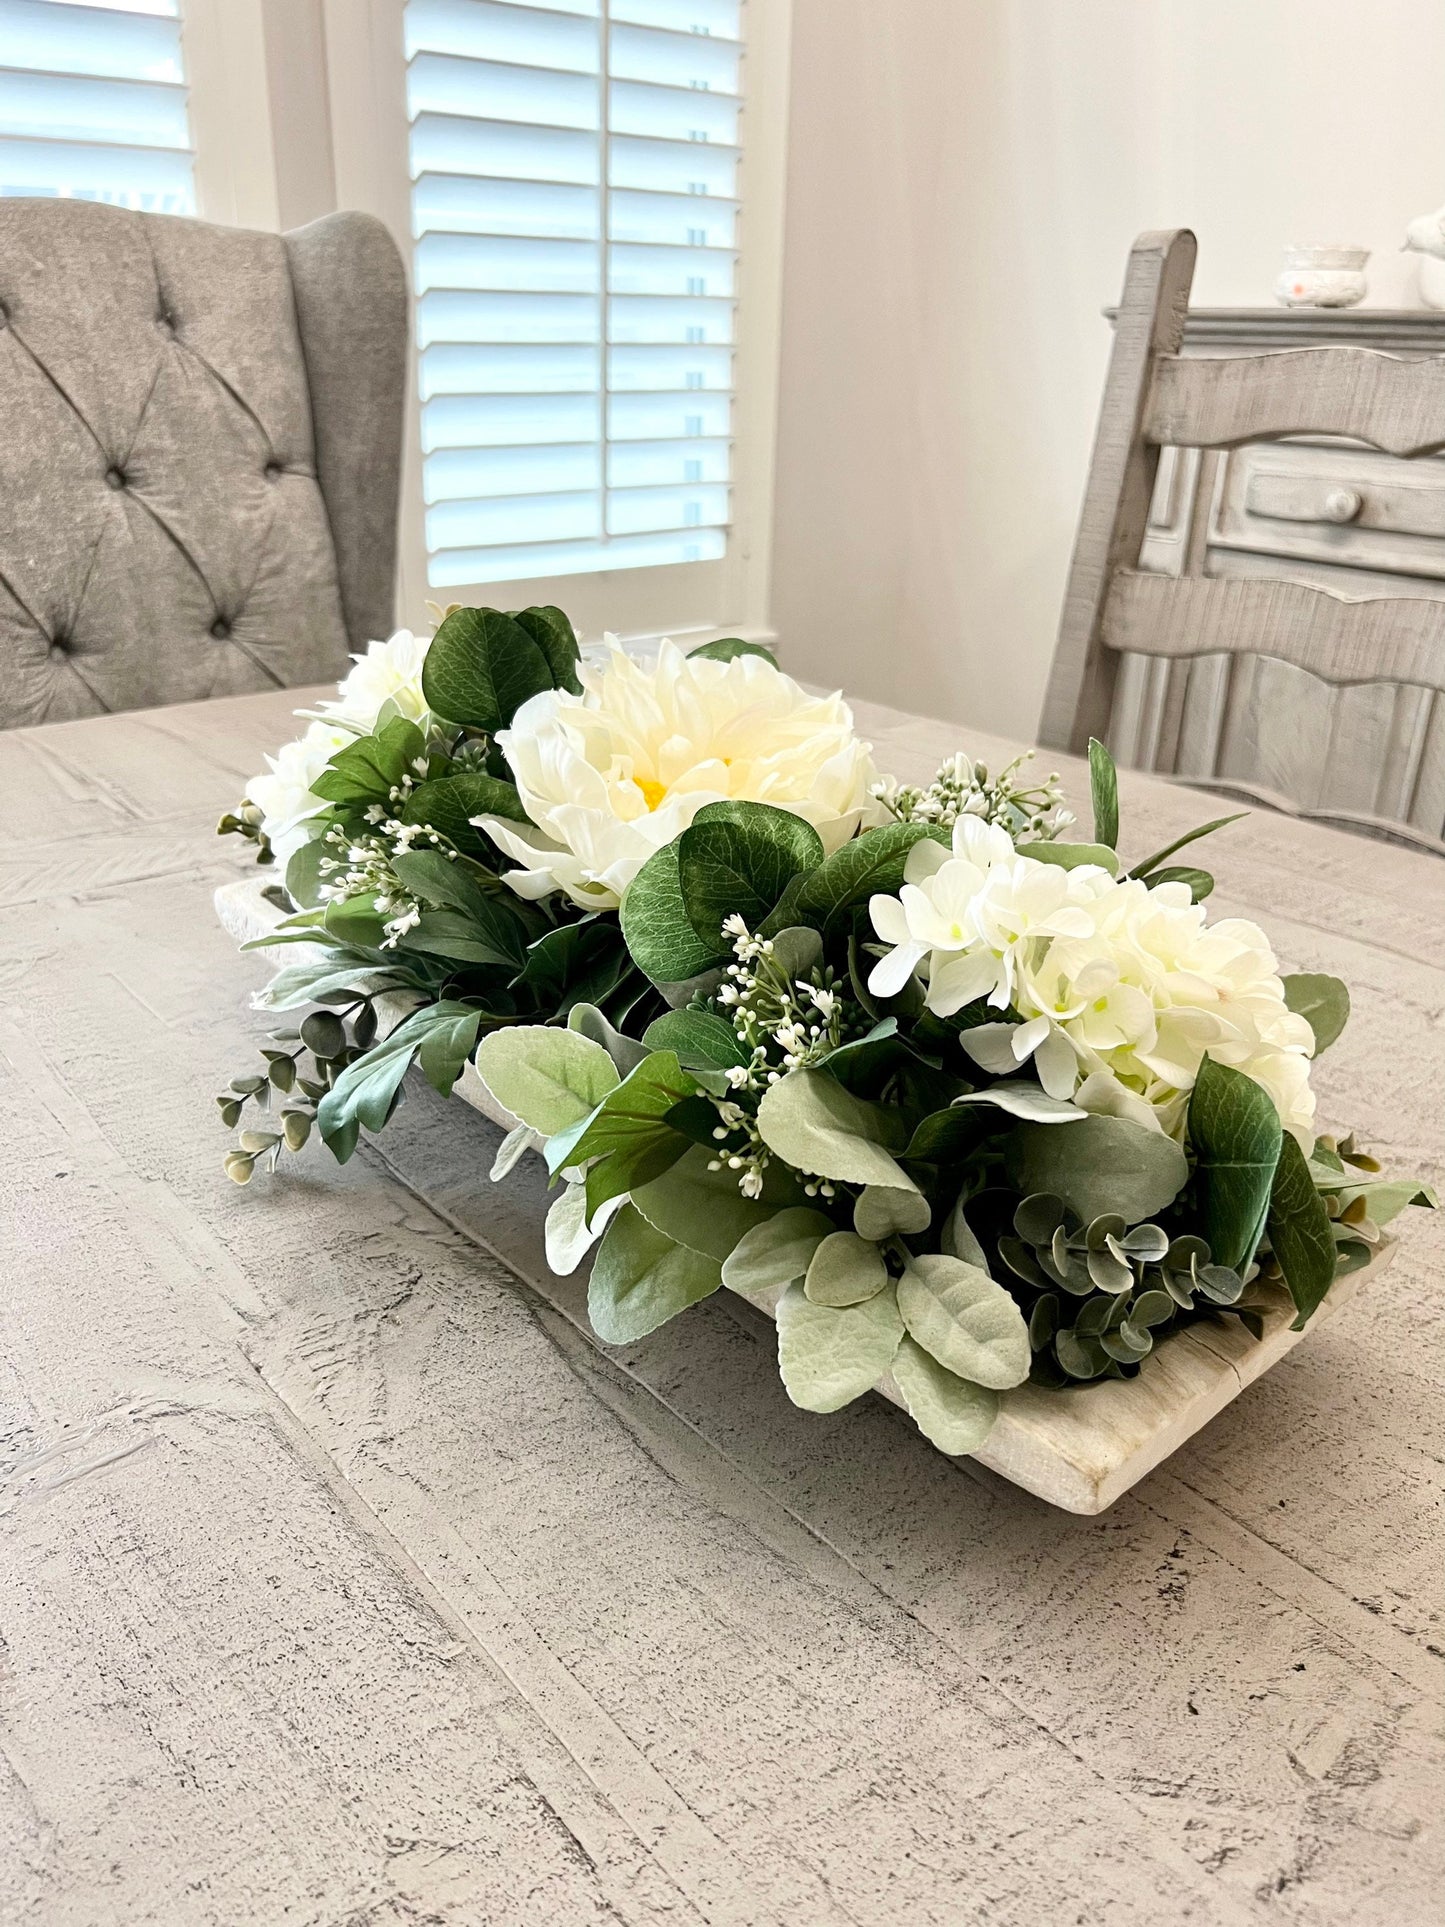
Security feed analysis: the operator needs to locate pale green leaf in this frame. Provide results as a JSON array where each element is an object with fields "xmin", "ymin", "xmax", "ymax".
[
  {"xmin": 720, "ymin": 1207, "xmax": 835, "ymax": 1297},
  {"xmin": 1282, "ymin": 972, "xmax": 1350, "ymax": 1057},
  {"xmin": 756, "ymin": 1067, "xmax": 915, "ymax": 1190},
  {"xmin": 474, "ymin": 1025, "xmax": 619, "ymax": 1135},
  {"xmin": 896, "ymin": 1253, "xmax": 1031, "ymax": 1389},
  {"xmin": 804, "ymin": 1231, "xmax": 888, "ymax": 1306},
  {"xmin": 630, "ymin": 1144, "xmax": 778, "ymax": 1261},
  {"xmin": 775, "ymin": 1279, "xmax": 904, "ymax": 1412},
  {"xmin": 853, "ymin": 1185, "xmax": 931, "ymax": 1241},
  {"xmin": 886, "ymin": 1337, "xmax": 1000, "ymax": 1454},
  {"xmin": 1006, "ymin": 1113, "xmax": 1188, "ymax": 1226},
  {"xmin": 588, "ymin": 1204, "xmax": 722, "ymax": 1342}
]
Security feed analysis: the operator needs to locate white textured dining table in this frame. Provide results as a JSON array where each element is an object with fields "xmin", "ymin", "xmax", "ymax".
[{"xmin": 3, "ymin": 683, "xmax": 1445, "ymax": 1927}]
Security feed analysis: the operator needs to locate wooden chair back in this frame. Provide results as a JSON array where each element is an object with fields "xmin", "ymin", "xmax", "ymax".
[{"xmin": 1040, "ymin": 228, "xmax": 1445, "ymax": 852}]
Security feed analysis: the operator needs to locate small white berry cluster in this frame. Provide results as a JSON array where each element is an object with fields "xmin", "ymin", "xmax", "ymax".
[
  {"xmin": 872, "ymin": 750, "xmax": 1073, "ymax": 842},
  {"xmin": 704, "ymin": 913, "xmax": 851, "ymax": 1202},
  {"xmin": 315, "ymin": 783, "xmax": 455, "ymax": 949}
]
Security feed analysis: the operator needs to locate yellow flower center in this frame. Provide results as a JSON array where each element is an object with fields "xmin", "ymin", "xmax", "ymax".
[{"xmin": 637, "ymin": 777, "xmax": 668, "ymax": 811}]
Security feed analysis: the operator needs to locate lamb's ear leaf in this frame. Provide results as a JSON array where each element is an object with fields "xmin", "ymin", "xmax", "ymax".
[
  {"xmin": 886, "ymin": 1338, "xmax": 1000, "ymax": 1455},
  {"xmin": 473, "ymin": 1024, "xmax": 619, "ymax": 1136},
  {"xmin": 588, "ymin": 1205, "xmax": 722, "ymax": 1343},
  {"xmin": 1088, "ymin": 738, "xmax": 1119, "ymax": 849},
  {"xmin": 1187, "ymin": 1056, "xmax": 1282, "ymax": 1272},
  {"xmin": 1267, "ymin": 1130, "xmax": 1340, "ymax": 1330},
  {"xmin": 804, "ymin": 1230, "xmax": 889, "ymax": 1307},
  {"xmin": 775, "ymin": 1280, "xmax": 904, "ymax": 1412},
  {"xmin": 896, "ymin": 1253, "xmax": 1031, "ymax": 1389},
  {"xmin": 756, "ymin": 1067, "xmax": 914, "ymax": 1190},
  {"xmin": 720, "ymin": 1207, "xmax": 835, "ymax": 1296},
  {"xmin": 421, "ymin": 605, "xmax": 554, "ymax": 730},
  {"xmin": 1282, "ymin": 972, "xmax": 1350, "ymax": 1057},
  {"xmin": 512, "ymin": 604, "xmax": 582, "ymax": 694}
]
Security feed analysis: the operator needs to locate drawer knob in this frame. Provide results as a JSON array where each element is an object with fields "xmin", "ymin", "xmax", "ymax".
[{"xmin": 1322, "ymin": 486, "xmax": 1363, "ymax": 523}]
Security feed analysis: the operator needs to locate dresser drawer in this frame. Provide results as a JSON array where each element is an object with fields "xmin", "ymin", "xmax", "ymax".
[{"xmin": 1209, "ymin": 441, "xmax": 1445, "ymax": 581}]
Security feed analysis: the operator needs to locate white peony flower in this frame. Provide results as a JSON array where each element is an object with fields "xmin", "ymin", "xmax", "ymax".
[
  {"xmin": 475, "ymin": 639, "xmax": 884, "ymax": 910},
  {"xmin": 243, "ymin": 629, "xmax": 433, "ymax": 863},
  {"xmin": 246, "ymin": 718, "xmax": 350, "ymax": 865},
  {"xmin": 868, "ymin": 820, "xmax": 1317, "ymax": 1145}
]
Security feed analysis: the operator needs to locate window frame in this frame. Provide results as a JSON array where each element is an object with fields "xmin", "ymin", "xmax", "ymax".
[{"xmin": 322, "ymin": 0, "xmax": 791, "ymax": 648}]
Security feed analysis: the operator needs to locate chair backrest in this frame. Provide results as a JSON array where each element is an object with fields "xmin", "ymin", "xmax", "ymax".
[
  {"xmin": 0, "ymin": 199, "xmax": 407, "ymax": 729},
  {"xmin": 1040, "ymin": 228, "xmax": 1445, "ymax": 852}
]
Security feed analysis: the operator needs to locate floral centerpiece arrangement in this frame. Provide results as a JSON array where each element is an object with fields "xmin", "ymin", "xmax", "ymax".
[{"xmin": 217, "ymin": 606, "xmax": 1433, "ymax": 1460}]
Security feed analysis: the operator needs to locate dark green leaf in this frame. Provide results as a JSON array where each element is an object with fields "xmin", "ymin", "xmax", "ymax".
[
  {"xmin": 621, "ymin": 841, "xmax": 731, "ymax": 984},
  {"xmin": 1126, "ymin": 812, "xmax": 1247, "ymax": 880},
  {"xmin": 642, "ymin": 1007, "xmax": 749, "ymax": 1069},
  {"xmin": 676, "ymin": 800, "xmax": 824, "ymax": 947},
  {"xmin": 403, "ymin": 771, "xmax": 531, "ymax": 857},
  {"xmin": 1187, "ymin": 1056, "xmax": 1283, "ymax": 1272},
  {"xmin": 510, "ymin": 917, "xmax": 631, "ymax": 1014},
  {"xmin": 588, "ymin": 1204, "xmax": 722, "ymax": 1343},
  {"xmin": 547, "ymin": 1050, "xmax": 699, "ymax": 1175},
  {"xmin": 792, "ymin": 821, "xmax": 946, "ymax": 934},
  {"xmin": 1282, "ymin": 972, "xmax": 1350, "ymax": 1057},
  {"xmin": 512, "ymin": 604, "xmax": 582, "ymax": 694},
  {"xmin": 285, "ymin": 834, "xmax": 331, "ymax": 908},
  {"xmin": 322, "ymin": 891, "xmax": 388, "ymax": 949},
  {"xmin": 316, "ymin": 1000, "xmax": 479, "ymax": 1157},
  {"xmin": 1267, "ymin": 1129, "xmax": 1339, "ymax": 1329},
  {"xmin": 1088, "ymin": 737, "xmax": 1119, "ymax": 849},
  {"xmin": 416, "ymin": 1007, "xmax": 483, "ymax": 1095},
  {"xmin": 398, "ymin": 909, "xmax": 519, "ymax": 968},
  {"xmin": 420, "ymin": 605, "xmax": 554, "ymax": 730},
  {"xmin": 686, "ymin": 637, "xmax": 778, "ymax": 666},
  {"xmin": 311, "ymin": 717, "xmax": 425, "ymax": 805}
]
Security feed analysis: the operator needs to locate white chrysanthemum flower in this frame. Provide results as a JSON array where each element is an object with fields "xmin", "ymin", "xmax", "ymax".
[
  {"xmin": 243, "ymin": 629, "xmax": 433, "ymax": 863},
  {"xmin": 868, "ymin": 822, "xmax": 1317, "ymax": 1145},
  {"xmin": 314, "ymin": 628, "xmax": 431, "ymax": 734},
  {"xmin": 246, "ymin": 719, "xmax": 351, "ymax": 864},
  {"xmin": 475, "ymin": 639, "xmax": 884, "ymax": 909}
]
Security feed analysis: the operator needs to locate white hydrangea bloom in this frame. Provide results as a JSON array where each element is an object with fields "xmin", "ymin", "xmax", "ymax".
[
  {"xmin": 476, "ymin": 639, "xmax": 884, "ymax": 910},
  {"xmin": 313, "ymin": 628, "xmax": 431, "ymax": 733},
  {"xmin": 246, "ymin": 719, "xmax": 350, "ymax": 864},
  {"xmin": 867, "ymin": 817, "xmax": 1317, "ymax": 1144}
]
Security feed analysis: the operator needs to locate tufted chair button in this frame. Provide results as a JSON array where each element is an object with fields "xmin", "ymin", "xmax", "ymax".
[
  {"xmin": 156, "ymin": 308, "xmax": 174, "ymax": 332},
  {"xmin": 209, "ymin": 616, "xmax": 232, "ymax": 641},
  {"xmin": 263, "ymin": 461, "xmax": 282, "ymax": 481},
  {"xmin": 104, "ymin": 467, "xmax": 126, "ymax": 491},
  {"xmin": 49, "ymin": 638, "xmax": 69, "ymax": 661}
]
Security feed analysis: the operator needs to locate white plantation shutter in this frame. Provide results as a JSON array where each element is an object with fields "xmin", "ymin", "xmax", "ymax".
[
  {"xmin": 0, "ymin": 0, "xmax": 196, "ymax": 214},
  {"xmin": 404, "ymin": 0, "xmax": 744, "ymax": 589}
]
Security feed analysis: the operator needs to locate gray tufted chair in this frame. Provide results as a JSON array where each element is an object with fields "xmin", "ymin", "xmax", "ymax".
[{"xmin": 0, "ymin": 199, "xmax": 408, "ymax": 729}]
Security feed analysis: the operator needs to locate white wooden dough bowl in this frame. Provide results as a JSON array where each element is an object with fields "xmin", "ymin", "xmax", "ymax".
[{"xmin": 216, "ymin": 873, "xmax": 1394, "ymax": 1514}]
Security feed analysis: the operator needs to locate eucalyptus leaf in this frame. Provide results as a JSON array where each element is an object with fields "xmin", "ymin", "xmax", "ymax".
[
  {"xmin": 621, "ymin": 841, "xmax": 731, "ymax": 984},
  {"xmin": 1187, "ymin": 1056, "xmax": 1282, "ymax": 1272},
  {"xmin": 676, "ymin": 802, "xmax": 824, "ymax": 947},
  {"xmin": 756, "ymin": 1067, "xmax": 915, "ymax": 1190},
  {"xmin": 804, "ymin": 1231, "xmax": 888, "ymax": 1307},
  {"xmin": 630, "ymin": 1144, "xmax": 777, "ymax": 1262},
  {"xmin": 420, "ymin": 605, "xmax": 554, "ymax": 731},
  {"xmin": 896, "ymin": 1253, "xmax": 1031, "ymax": 1389},
  {"xmin": 1006, "ymin": 1114, "xmax": 1188, "ymax": 1225},
  {"xmin": 775, "ymin": 1279, "xmax": 904, "ymax": 1412},
  {"xmin": 512, "ymin": 603, "xmax": 582, "ymax": 693},
  {"xmin": 686, "ymin": 636, "xmax": 778, "ymax": 665},
  {"xmin": 473, "ymin": 1024, "xmax": 619, "ymax": 1135},
  {"xmin": 403, "ymin": 771, "xmax": 531, "ymax": 856},
  {"xmin": 792, "ymin": 821, "xmax": 947, "ymax": 933},
  {"xmin": 886, "ymin": 1338, "xmax": 1000, "ymax": 1455},
  {"xmin": 1282, "ymin": 972, "xmax": 1350, "ymax": 1058},
  {"xmin": 720, "ymin": 1207, "xmax": 835, "ymax": 1297},
  {"xmin": 316, "ymin": 1000, "xmax": 478, "ymax": 1158},
  {"xmin": 588, "ymin": 1204, "xmax": 722, "ymax": 1343}
]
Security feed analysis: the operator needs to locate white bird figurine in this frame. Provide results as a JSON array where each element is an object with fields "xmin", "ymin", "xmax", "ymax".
[{"xmin": 1402, "ymin": 204, "xmax": 1445, "ymax": 307}]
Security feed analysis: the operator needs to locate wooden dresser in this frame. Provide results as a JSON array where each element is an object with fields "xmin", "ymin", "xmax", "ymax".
[{"xmin": 1107, "ymin": 307, "xmax": 1445, "ymax": 846}]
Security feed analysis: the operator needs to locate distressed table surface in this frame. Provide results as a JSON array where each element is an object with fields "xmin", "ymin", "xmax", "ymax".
[{"xmin": 3, "ymin": 687, "xmax": 1444, "ymax": 1927}]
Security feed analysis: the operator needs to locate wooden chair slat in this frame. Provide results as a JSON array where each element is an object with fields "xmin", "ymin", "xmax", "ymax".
[{"xmin": 1147, "ymin": 347, "xmax": 1445, "ymax": 457}]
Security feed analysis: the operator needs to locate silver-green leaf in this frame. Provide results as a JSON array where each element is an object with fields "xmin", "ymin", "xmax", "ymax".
[
  {"xmin": 588, "ymin": 1204, "xmax": 722, "ymax": 1343},
  {"xmin": 721, "ymin": 1207, "xmax": 835, "ymax": 1298},
  {"xmin": 804, "ymin": 1231, "xmax": 889, "ymax": 1307},
  {"xmin": 885, "ymin": 1337, "xmax": 1000, "ymax": 1454},
  {"xmin": 775, "ymin": 1280, "xmax": 904, "ymax": 1412},
  {"xmin": 896, "ymin": 1253, "xmax": 1031, "ymax": 1389}
]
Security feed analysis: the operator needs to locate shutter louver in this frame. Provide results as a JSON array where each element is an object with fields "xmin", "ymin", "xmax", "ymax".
[
  {"xmin": 405, "ymin": 0, "xmax": 742, "ymax": 588},
  {"xmin": 0, "ymin": 0, "xmax": 196, "ymax": 214}
]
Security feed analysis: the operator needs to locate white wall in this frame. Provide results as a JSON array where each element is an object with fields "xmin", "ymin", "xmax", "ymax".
[{"xmin": 770, "ymin": 0, "xmax": 1445, "ymax": 739}]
